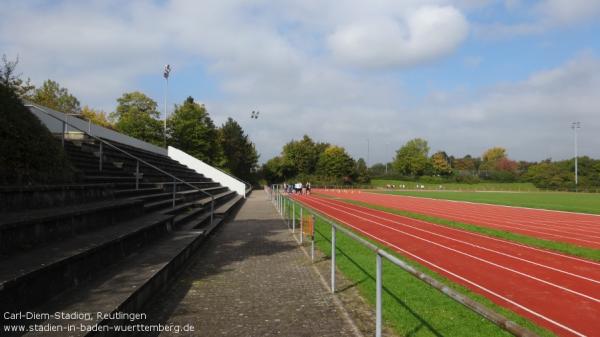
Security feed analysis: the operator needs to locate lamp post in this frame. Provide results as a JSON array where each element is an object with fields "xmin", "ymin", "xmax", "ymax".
[
  {"xmin": 571, "ymin": 122, "xmax": 581, "ymax": 191},
  {"xmin": 163, "ymin": 64, "xmax": 171, "ymax": 148},
  {"xmin": 367, "ymin": 138, "xmax": 370, "ymax": 169}
]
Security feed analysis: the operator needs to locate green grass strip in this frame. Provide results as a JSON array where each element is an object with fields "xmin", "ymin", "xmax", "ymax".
[
  {"xmin": 327, "ymin": 196, "xmax": 600, "ymax": 263},
  {"xmin": 375, "ymin": 190, "xmax": 600, "ymax": 215},
  {"xmin": 286, "ymin": 199, "xmax": 557, "ymax": 337},
  {"xmin": 371, "ymin": 180, "xmax": 539, "ymax": 192}
]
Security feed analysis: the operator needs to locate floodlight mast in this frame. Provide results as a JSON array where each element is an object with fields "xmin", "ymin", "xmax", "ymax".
[
  {"xmin": 571, "ymin": 121, "xmax": 581, "ymax": 190},
  {"xmin": 163, "ymin": 64, "xmax": 171, "ymax": 148}
]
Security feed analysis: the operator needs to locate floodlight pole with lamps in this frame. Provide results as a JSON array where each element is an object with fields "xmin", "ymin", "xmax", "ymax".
[
  {"xmin": 571, "ymin": 121, "xmax": 581, "ymax": 190},
  {"xmin": 163, "ymin": 64, "xmax": 171, "ymax": 148}
]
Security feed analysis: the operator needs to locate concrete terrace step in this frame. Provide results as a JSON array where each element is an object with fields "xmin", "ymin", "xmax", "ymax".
[
  {"xmin": 214, "ymin": 194, "xmax": 244, "ymax": 216},
  {"xmin": 206, "ymin": 190, "xmax": 236, "ymax": 205},
  {"xmin": 83, "ymin": 176, "xmax": 137, "ymax": 183},
  {"xmin": 0, "ymin": 199, "xmax": 143, "ymax": 254},
  {"xmin": 114, "ymin": 187, "xmax": 164, "ymax": 198},
  {"xmin": 23, "ymin": 229, "xmax": 210, "ymax": 337},
  {"xmin": 173, "ymin": 205, "xmax": 207, "ymax": 227},
  {"xmin": 0, "ymin": 212, "xmax": 174, "ymax": 313},
  {"xmin": 143, "ymin": 197, "xmax": 186, "ymax": 212}
]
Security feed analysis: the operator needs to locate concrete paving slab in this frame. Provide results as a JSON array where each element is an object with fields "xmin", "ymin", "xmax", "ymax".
[{"xmin": 147, "ymin": 190, "xmax": 363, "ymax": 337}]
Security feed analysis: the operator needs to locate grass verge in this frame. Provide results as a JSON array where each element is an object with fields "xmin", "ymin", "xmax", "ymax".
[
  {"xmin": 287, "ymin": 198, "xmax": 557, "ymax": 337},
  {"xmin": 325, "ymin": 196, "xmax": 600, "ymax": 262},
  {"xmin": 375, "ymin": 190, "xmax": 600, "ymax": 215},
  {"xmin": 371, "ymin": 180, "xmax": 539, "ymax": 192}
]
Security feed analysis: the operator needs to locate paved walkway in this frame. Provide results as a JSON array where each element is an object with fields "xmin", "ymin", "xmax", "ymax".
[{"xmin": 151, "ymin": 190, "xmax": 361, "ymax": 337}]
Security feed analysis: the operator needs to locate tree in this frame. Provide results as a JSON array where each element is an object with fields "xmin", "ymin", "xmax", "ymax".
[
  {"xmin": 219, "ymin": 117, "xmax": 259, "ymax": 182},
  {"xmin": 480, "ymin": 147, "xmax": 507, "ymax": 172},
  {"xmin": 167, "ymin": 96, "xmax": 222, "ymax": 165},
  {"xmin": 0, "ymin": 82, "xmax": 76, "ymax": 185},
  {"xmin": 30, "ymin": 79, "xmax": 80, "ymax": 114},
  {"xmin": 261, "ymin": 156, "xmax": 294, "ymax": 183},
  {"xmin": 1, "ymin": 54, "xmax": 35, "ymax": 98},
  {"xmin": 80, "ymin": 106, "xmax": 113, "ymax": 129},
  {"xmin": 369, "ymin": 163, "xmax": 388, "ymax": 176},
  {"xmin": 431, "ymin": 151, "xmax": 452, "ymax": 176},
  {"xmin": 281, "ymin": 135, "xmax": 327, "ymax": 176},
  {"xmin": 316, "ymin": 145, "xmax": 355, "ymax": 179},
  {"xmin": 112, "ymin": 91, "xmax": 163, "ymax": 146},
  {"xmin": 524, "ymin": 162, "xmax": 571, "ymax": 188},
  {"xmin": 354, "ymin": 158, "xmax": 370, "ymax": 183},
  {"xmin": 482, "ymin": 147, "xmax": 507, "ymax": 162},
  {"xmin": 393, "ymin": 138, "xmax": 430, "ymax": 176}
]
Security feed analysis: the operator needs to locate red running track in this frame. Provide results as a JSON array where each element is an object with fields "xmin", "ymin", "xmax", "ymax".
[
  {"xmin": 314, "ymin": 189, "xmax": 600, "ymax": 249},
  {"xmin": 293, "ymin": 194, "xmax": 600, "ymax": 337}
]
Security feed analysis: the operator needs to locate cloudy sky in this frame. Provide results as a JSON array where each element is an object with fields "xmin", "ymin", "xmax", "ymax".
[{"xmin": 2, "ymin": 0, "xmax": 600, "ymax": 164}]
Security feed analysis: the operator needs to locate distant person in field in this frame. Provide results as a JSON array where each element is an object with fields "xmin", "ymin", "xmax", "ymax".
[
  {"xmin": 306, "ymin": 182, "xmax": 311, "ymax": 195},
  {"xmin": 295, "ymin": 182, "xmax": 302, "ymax": 194}
]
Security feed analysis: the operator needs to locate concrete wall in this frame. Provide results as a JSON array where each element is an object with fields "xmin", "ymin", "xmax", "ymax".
[{"xmin": 168, "ymin": 147, "xmax": 247, "ymax": 197}]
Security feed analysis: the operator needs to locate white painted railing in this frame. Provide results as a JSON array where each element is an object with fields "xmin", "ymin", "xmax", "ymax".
[{"xmin": 168, "ymin": 147, "xmax": 247, "ymax": 198}]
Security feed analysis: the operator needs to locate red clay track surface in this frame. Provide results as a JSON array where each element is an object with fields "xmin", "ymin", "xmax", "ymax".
[
  {"xmin": 293, "ymin": 194, "xmax": 600, "ymax": 337},
  {"xmin": 314, "ymin": 189, "xmax": 600, "ymax": 249}
]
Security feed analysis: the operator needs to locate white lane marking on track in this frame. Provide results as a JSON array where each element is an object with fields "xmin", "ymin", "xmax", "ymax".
[
  {"xmin": 363, "ymin": 190, "xmax": 600, "ymax": 219},
  {"xmin": 314, "ymin": 197, "xmax": 600, "ymax": 285},
  {"xmin": 297, "ymin": 197, "xmax": 587, "ymax": 337},
  {"xmin": 353, "ymin": 194, "xmax": 600, "ymax": 244},
  {"xmin": 307, "ymin": 197, "xmax": 600, "ymax": 303},
  {"xmin": 314, "ymin": 194, "xmax": 600, "ymax": 268},
  {"xmin": 376, "ymin": 201, "xmax": 600, "ymax": 237},
  {"xmin": 325, "ymin": 192, "xmax": 600, "ymax": 250}
]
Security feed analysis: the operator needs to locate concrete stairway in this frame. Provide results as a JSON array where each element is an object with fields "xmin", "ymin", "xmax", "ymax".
[{"xmin": 0, "ymin": 137, "xmax": 246, "ymax": 336}]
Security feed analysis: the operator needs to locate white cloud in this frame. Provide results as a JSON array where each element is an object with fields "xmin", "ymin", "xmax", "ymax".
[
  {"xmin": 328, "ymin": 5, "xmax": 469, "ymax": 68},
  {"xmin": 536, "ymin": 0, "xmax": 600, "ymax": 25},
  {"xmin": 0, "ymin": 0, "xmax": 598, "ymax": 164},
  {"xmin": 476, "ymin": 0, "xmax": 600, "ymax": 38},
  {"xmin": 413, "ymin": 54, "xmax": 600, "ymax": 160}
]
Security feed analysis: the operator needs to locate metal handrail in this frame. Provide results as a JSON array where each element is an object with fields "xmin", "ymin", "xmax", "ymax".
[
  {"xmin": 27, "ymin": 103, "xmax": 215, "ymax": 225},
  {"xmin": 271, "ymin": 186, "xmax": 539, "ymax": 337}
]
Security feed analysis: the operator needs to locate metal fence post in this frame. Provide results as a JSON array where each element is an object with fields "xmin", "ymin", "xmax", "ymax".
[
  {"xmin": 311, "ymin": 215, "xmax": 315, "ymax": 262},
  {"xmin": 331, "ymin": 225, "xmax": 336, "ymax": 293},
  {"xmin": 62, "ymin": 120, "xmax": 66, "ymax": 148},
  {"xmin": 210, "ymin": 196, "xmax": 214, "ymax": 226},
  {"xmin": 98, "ymin": 142, "xmax": 103, "ymax": 172},
  {"xmin": 172, "ymin": 178, "xmax": 176, "ymax": 208},
  {"xmin": 135, "ymin": 160, "xmax": 140, "ymax": 190},
  {"xmin": 300, "ymin": 207, "xmax": 303, "ymax": 244},
  {"xmin": 292, "ymin": 201, "xmax": 296, "ymax": 233},
  {"xmin": 376, "ymin": 253, "xmax": 382, "ymax": 337}
]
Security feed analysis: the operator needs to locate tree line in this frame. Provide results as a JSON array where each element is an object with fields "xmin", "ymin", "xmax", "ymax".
[
  {"xmin": 261, "ymin": 135, "xmax": 369, "ymax": 185},
  {"xmin": 371, "ymin": 138, "xmax": 600, "ymax": 190},
  {"xmin": 1, "ymin": 55, "xmax": 258, "ymax": 183}
]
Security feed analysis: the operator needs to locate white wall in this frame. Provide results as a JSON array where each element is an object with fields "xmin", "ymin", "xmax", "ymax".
[
  {"xmin": 168, "ymin": 146, "xmax": 247, "ymax": 197},
  {"xmin": 26, "ymin": 102, "xmax": 167, "ymax": 156}
]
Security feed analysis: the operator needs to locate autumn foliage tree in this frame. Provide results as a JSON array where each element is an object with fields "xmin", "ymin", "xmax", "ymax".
[
  {"xmin": 431, "ymin": 151, "xmax": 452, "ymax": 176},
  {"xmin": 112, "ymin": 92, "xmax": 164, "ymax": 146}
]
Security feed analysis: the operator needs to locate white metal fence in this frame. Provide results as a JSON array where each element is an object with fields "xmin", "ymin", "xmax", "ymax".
[{"xmin": 268, "ymin": 185, "xmax": 540, "ymax": 337}]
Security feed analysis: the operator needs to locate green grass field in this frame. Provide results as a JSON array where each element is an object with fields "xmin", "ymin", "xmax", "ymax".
[
  {"xmin": 286, "ymin": 199, "xmax": 555, "ymax": 337},
  {"xmin": 375, "ymin": 190, "xmax": 600, "ymax": 215},
  {"xmin": 371, "ymin": 179, "xmax": 539, "ymax": 192}
]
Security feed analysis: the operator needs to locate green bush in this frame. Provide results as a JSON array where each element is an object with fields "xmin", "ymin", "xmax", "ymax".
[{"xmin": 0, "ymin": 84, "xmax": 76, "ymax": 185}]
